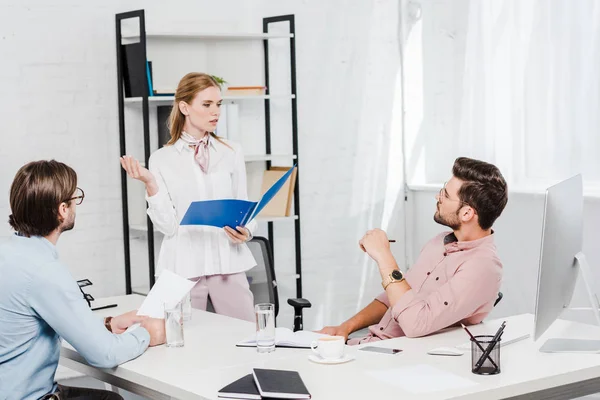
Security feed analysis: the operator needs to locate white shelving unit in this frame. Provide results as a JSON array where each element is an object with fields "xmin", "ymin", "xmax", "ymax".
[
  {"xmin": 129, "ymin": 215, "xmax": 299, "ymax": 236},
  {"xmin": 122, "ymin": 32, "xmax": 294, "ymax": 40},
  {"xmin": 117, "ymin": 11, "xmax": 303, "ymax": 315},
  {"xmin": 124, "ymin": 94, "xmax": 295, "ymax": 105},
  {"xmin": 245, "ymin": 154, "xmax": 297, "ymax": 162},
  {"xmin": 138, "ymin": 154, "xmax": 296, "ymax": 168}
]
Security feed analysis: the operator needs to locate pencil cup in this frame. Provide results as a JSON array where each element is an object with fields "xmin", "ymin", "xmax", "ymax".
[{"xmin": 471, "ymin": 335, "xmax": 500, "ymax": 375}]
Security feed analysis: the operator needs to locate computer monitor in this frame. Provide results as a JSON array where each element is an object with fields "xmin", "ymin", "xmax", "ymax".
[{"xmin": 533, "ymin": 174, "xmax": 600, "ymax": 353}]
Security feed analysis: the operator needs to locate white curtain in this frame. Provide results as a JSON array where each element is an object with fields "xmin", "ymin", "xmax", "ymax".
[{"xmin": 403, "ymin": 0, "xmax": 600, "ymax": 190}]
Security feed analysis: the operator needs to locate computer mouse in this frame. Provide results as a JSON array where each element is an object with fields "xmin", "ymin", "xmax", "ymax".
[{"xmin": 427, "ymin": 346, "xmax": 465, "ymax": 356}]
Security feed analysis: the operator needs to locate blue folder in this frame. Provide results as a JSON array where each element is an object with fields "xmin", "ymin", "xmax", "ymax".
[{"xmin": 180, "ymin": 165, "xmax": 297, "ymax": 228}]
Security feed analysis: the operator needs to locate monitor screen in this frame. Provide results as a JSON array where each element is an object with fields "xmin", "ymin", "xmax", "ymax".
[{"xmin": 533, "ymin": 174, "xmax": 583, "ymax": 341}]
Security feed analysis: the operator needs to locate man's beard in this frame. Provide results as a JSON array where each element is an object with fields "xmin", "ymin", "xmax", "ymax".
[
  {"xmin": 59, "ymin": 212, "xmax": 75, "ymax": 233},
  {"xmin": 434, "ymin": 206, "xmax": 461, "ymax": 230}
]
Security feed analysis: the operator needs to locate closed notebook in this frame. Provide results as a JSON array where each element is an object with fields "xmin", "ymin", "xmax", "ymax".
[
  {"xmin": 218, "ymin": 374, "xmax": 260, "ymax": 399},
  {"xmin": 236, "ymin": 327, "xmax": 327, "ymax": 349},
  {"xmin": 252, "ymin": 369, "xmax": 311, "ymax": 399}
]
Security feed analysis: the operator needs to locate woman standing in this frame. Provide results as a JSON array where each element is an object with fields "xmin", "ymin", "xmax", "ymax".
[{"xmin": 120, "ymin": 72, "xmax": 256, "ymax": 321}]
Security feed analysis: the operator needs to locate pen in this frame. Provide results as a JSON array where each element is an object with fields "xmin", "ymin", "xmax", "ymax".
[
  {"xmin": 461, "ymin": 323, "xmax": 498, "ymax": 370},
  {"xmin": 474, "ymin": 321, "xmax": 506, "ymax": 372},
  {"xmin": 91, "ymin": 304, "xmax": 118, "ymax": 311}
]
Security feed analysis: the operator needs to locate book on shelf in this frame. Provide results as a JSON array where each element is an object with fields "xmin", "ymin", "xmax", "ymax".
[
  {"xmin": 121, "ymin": 43, "xmax": 146, "ymax": 97},
  {"xmin": 180, "ymin": 165, "xmax": 296, "ymax": 228},
  {"xmin": 152, "ymin": 88, "xmax": 175, "ymax": 96},
  {"xmin": 225, "ymin": 86, "xmax": 267, "ymax": 96},
  {"xmin": 146, "ymin": 61, "xmax": 153, "ymax": 96},
  {"xmin": 258, "ymin": 167, "xmax": 297, "ymax": 217},
  {"xmin": 120, "ymin": 43, "xmax": 155, "ymax": 98}
]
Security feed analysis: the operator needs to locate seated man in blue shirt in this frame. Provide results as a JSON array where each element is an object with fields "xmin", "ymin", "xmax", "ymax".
[{"xmin": 0, "ymin": 160, "xmax": 166, "ymax": 400}]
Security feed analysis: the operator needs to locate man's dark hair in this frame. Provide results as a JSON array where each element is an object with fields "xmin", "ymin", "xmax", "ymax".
[
  {"xmin": 452, "ymin": 157, "xmax": 508, "ymax": 230},
  {"xmin": 8, "ymin": 160, "xmax": 77, "ymax": 237}
]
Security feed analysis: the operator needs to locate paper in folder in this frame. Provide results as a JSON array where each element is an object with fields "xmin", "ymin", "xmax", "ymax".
[{"xmin": 180, "ymin": 165, "xmax": 297, "ymax": 228}]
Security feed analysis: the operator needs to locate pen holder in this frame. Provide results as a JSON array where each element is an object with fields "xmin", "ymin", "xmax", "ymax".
[{"xmin": 471, "ymin": 335, "xmax": 501, "ymax": 375}]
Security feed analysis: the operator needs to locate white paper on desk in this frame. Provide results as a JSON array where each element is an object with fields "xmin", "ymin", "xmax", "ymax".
[
  {"xmin": 136, "ymin": 270, "xmax": 196, "ymax": 319},
  {"xmin": 366, "ymin": 364, "xmax": 478, "ymax": 394}
]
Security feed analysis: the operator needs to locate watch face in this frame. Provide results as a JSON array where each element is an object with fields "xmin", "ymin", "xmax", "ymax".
[{"xmin": 391, "ymin": 269, "xmax": 403, "ymax": 280}]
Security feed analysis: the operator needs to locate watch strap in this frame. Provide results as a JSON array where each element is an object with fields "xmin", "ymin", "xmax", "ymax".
[{"xmin": 381, "ymin": 270, "xmax": 404, "ymax": 290}]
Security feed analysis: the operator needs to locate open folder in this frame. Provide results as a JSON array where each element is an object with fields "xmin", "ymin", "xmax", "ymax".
[{"xmin": 180, "ymin": 165, "xmax": 297, "ymax": 228}]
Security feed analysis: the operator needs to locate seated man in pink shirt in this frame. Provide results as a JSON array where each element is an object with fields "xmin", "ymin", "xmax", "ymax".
[{"xmin": 318, "ymin": 157, "xmax": 508, "ymax": 344}]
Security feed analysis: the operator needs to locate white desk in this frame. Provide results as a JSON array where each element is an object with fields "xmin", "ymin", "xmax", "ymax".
[{"xmin": 60, "ymin": 295, "xmax": 600, "ymax": 400}]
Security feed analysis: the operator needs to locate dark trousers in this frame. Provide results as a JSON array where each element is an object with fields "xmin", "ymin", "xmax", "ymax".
[{"xmin": 41, "ymin": 384, "xmax": 124, "ymax": 400}]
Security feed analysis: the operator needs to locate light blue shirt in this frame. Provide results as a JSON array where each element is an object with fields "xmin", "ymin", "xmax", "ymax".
[{"xmin": 0, "ymin": 235, "xmax": 150, "ymax": 400}]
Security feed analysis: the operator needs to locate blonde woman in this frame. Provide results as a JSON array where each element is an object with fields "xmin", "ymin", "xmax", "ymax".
[{"xmin": 120, "ymin": 72, "xmax": 256, "ymax": 322}]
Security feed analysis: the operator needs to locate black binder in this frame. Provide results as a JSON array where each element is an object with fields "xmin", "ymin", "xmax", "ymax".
[{"xmin": 252, "ymin": 369, "xmax": 311, "ymax": 399}]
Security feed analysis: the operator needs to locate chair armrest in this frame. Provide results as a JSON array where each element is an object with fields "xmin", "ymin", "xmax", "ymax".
[{"xmin": 287, "ymin": 298, "xmax": 312, "ymax": 309}]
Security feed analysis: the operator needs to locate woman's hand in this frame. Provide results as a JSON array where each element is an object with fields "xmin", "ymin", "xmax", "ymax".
[
  {"xmin": 120, "ymin": 155, "xmax": 158, "ymax": 196},
  {"xmin": 224, "ymin": 226, "xmax": 250, "ymax": 244}
]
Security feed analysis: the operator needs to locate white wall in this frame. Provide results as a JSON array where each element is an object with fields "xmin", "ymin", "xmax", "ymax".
[
  {"xmin": 400, "ymin": 0, "xmax": 600, "ymax": 328},
  {"xmin": 0, "ymin": 0, "xmax": 404, "ymax": 330}
]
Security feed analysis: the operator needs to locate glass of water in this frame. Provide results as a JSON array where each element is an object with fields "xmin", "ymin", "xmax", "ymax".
[
  {"xmin": 164, "ymin": 301, "xmax": 184, "ymax": 348},
  {"xmin": 182, "ymin": 292, "xmax": 192, "ymax": 321},
  {"xmin": 255, "ymin": 303, "xmax": 275, "ymax": 353}
]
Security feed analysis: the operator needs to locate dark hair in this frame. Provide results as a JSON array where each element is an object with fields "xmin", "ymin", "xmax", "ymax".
[
  {"xmin": 452, "ymin": 157, "xmax": 508, "ymax": 230},
  {"xmin": 8, "ymin": 160, "xmax": 77, "ymax": 237}
]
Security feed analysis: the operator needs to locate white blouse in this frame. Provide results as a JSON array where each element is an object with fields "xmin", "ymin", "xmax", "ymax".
[{"xmin": 146, "ymin": 136, "xmax": 257, "ymax": 278}]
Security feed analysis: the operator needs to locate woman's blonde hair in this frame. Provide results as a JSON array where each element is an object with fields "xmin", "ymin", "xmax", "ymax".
[{"xmin": 166, "ymin": 72, "xmax": 229, "ymax": 148}]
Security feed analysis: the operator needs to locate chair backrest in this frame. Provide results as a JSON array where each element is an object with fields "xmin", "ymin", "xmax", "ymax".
[{"xmin": 246, "ymin": 236, "xmax": 279, "ymax": 317}]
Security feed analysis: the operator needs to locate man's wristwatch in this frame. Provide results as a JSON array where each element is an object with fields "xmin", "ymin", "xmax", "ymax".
[{"xmin": 381, "ymin": 269, "xmax": 404, "ymax": 290}]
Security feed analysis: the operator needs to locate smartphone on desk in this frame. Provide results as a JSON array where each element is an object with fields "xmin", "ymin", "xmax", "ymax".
[{"xmin": 359, "ymin": 346, "xmax": 402, "ymax": 355}]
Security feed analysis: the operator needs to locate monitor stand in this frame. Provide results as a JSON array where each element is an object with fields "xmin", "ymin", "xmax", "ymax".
[{"xmin": 539, "ymin": 253, "xmax": 600, "ymax": 353}]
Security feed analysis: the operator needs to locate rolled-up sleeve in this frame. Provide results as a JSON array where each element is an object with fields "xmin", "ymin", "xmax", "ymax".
[
  {"xmin": 29, "ymin": 263, "xmax": 150, "ymax": 368},
  {"xmin": 389, "ymin": 257, "xmax": 501, "ymax": 338},
  {"xmin": 375, "ymin": 292, "xmax": 391, "ymax": 308},
  {"xmin": 146, "ymin": 154, "xmax": 179, "ymax": 237}
]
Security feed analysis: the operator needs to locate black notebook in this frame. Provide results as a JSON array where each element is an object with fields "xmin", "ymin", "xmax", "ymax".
[
  {"xmin": 252, "ymin": 369, "xmax": 311, "ymax": 399},
  {"xmin": 218, "ymin": 374, "xmax": 261, "ymax": 399}
]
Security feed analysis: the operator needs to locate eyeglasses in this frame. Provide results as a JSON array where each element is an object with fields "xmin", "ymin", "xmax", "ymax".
[
  {"xmin": 65, "ymin": 187, "xmax": 85, "ymax": 205},
  {"xmin": 438, "ymin": 182, "xmax": 471, "ymax": 208}
]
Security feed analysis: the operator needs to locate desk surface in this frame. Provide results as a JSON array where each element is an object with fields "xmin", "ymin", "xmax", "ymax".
[{"xmin": 60, "ymin": 295, "xmax": 600, "ymax": 400}]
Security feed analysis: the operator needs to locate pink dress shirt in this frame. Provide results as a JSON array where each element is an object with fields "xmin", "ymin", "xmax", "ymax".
[{"xmin": 348, "ymin": 231, "xmax": 502, "ymax": 345}]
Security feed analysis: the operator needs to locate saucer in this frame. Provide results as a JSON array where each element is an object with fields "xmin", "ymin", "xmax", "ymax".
[{"xmin": 308, "ymin": 354, "xmax": 355, "ymax": 365}]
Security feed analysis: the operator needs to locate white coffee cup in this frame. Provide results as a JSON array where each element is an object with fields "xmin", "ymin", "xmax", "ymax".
[{"xmin": 310, "ymin": 336, "xmax": 345, "ymax": 360}]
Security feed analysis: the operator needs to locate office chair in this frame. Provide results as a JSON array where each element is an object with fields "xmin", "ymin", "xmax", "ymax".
[{"xmin": 246, "ymin": 236, "xmax": 311, "ymax": 331}]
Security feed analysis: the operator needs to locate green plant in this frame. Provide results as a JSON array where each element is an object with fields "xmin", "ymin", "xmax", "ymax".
[{"xmin": 211, "ymin": 75, "xmax": 228, "ymax": 85}]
